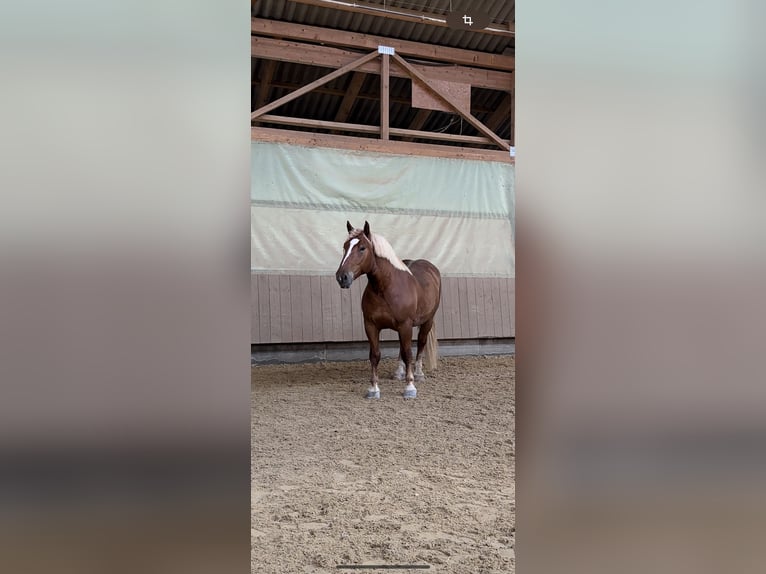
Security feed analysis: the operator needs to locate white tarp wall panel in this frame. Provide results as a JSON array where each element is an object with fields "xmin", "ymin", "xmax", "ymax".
[{"xmin": 251, "ymin": 141, "xmax": 514, "ymax": 278}]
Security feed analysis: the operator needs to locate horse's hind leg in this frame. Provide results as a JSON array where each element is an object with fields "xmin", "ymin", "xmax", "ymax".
[
  {"xmin": 394, "ymin": 358, "xmax": 406, "ymax": 380},
  {"xmin": 413, "ymin": 320, "xmax": 433, "ymax": 382},
  {"xmin": 398, "ymin": 323, "xmax": 417, "ymax": 398},
  {"xmin": 364, "ymin": 321, "xmax": 381, "ymax": 399}
]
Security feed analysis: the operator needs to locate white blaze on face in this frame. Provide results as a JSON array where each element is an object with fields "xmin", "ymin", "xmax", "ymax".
[{"xmin": 341, "ymin": 238, "xmax": 360, "ymax": 267}]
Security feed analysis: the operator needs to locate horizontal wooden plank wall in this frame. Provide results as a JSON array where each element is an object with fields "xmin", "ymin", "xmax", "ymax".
[{"xmin": 251, "ymin": 274, "xmax": 515, "ymax": 344}]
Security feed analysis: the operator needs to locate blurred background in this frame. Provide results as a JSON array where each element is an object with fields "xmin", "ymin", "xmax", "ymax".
[
  {"xmin": 0, "ymin": 1, "xmax": 251, "ymax": 572},
  {"xmin": 517, "ymin": 1, "xmax": 766, "ymax": 573}
]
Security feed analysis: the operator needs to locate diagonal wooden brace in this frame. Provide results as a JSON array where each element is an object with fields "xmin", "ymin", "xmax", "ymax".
[
  {"xmin": 391, "ymin": 52, "xmax": 510, "ymax": 151},
  {"xmin": 251, "ymin": 49, "xmax": 380, "ymax": 120}
]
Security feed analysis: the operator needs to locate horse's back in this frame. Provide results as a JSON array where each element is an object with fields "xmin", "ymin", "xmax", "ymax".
[
  {"xmin": 403, "ymin": 259, "xmax": 440, "ymax": 285},
  {"xmin": 403, "ymin": 259, "xmax": 441, "ymax": 320}
]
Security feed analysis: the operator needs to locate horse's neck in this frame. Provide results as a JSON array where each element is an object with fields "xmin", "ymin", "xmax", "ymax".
[{"xmin": 366, "ymin": 256, "xmax": 406, "ymax": 291}]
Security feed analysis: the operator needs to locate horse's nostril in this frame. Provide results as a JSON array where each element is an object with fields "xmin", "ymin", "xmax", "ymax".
[{"xmin": 337, "ymin": 273, "xmax": 353, "ymax": 288}]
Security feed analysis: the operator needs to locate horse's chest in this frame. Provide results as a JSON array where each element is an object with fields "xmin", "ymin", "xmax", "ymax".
[{"xmin": 363, "ymin": 287, "xmax": 416, "ymax": 327}]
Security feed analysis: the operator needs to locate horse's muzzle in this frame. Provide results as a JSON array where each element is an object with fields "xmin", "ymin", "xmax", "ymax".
[{"xmin": 336, "ymin": 271, "xmax": 354, "ymax": 289}]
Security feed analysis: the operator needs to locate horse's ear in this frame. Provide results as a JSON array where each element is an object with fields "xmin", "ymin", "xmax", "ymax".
[
  {"xmin": 346, "ymin": 220, "xmax": 354, "ymax": 233},
  {"xmin": 363, "ymin": 221, "xmax": 371, "ymax": 238}
]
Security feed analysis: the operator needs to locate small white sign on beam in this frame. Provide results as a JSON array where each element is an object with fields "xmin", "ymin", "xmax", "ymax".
[{"xmin": 378, "ymin": 46, "xmax": 395, "ymax": 55}]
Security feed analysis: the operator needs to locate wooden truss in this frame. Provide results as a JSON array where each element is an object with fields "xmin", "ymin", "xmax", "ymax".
[{"xmin": 251, "ymin": 18, "xmax": 514, "ymax": 162}]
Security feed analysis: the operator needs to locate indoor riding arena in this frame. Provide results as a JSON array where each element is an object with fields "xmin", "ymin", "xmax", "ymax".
[{"xmin": 251, "ymin": 2, "xmax": 515, "ymax": 572}]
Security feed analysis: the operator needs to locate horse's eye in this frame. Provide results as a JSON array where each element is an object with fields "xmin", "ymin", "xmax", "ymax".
[{"xmin": 359, "ymin": 246, "xmax": 366, "ymax": 252}]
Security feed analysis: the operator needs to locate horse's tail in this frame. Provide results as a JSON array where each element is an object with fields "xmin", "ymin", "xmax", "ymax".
[{"xmin": 424, "ymin": 324, "xmax": 439, "ymax": 371}]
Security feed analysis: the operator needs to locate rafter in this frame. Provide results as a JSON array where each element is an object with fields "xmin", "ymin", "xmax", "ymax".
[
  {"xmin": 286, "ymin": 0, "xmax": 514, "ymax": 37},
  {"xmin": 485, "ymin": 92, "xmax": 512, "ymax": 134},
  {"xmin": 403, "ymin": 109, "xmax": 431, "ymax": 142},
  {"xmin": 251, "ymin": 18, "xmax": 514, "ymax": 70},
  {"xmin": 255, "ymin": 59, "xmax": 276, "ymax": 109},
  {"xmin": 251, "ymin": 37, "xmax": 513, "ymax": 92},
  {"xmin": 410, "ymin": 109, "xmax": 431, "ymax": 130},
  {"xmin": 334, "ymin": 72, "xmax": 365, "ymax": 123}
]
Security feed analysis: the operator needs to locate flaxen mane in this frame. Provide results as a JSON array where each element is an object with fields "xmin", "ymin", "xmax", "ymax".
[{"xmin": 348, "ymin": 230, "xmax": 412, "ymax": 274}]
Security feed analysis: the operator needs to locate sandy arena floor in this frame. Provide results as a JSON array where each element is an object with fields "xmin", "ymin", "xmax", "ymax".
[{"xmin": 251, "ymin": 355, "xmax": 515, "ymax": 573}]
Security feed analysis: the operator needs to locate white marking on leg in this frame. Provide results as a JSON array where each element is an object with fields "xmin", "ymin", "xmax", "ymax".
[
  {"xmin": 414, "ymin": 359, "xmax": 424, "ymax": 377},
  {"xmin": 366, "ymin": 380, "xmax": 381, "ymax": 398},
  {"xmin": 395, "ymin": 360, "xmax": 405, "ymax": 380},
  {"xmin": 340, "ymin": 238, "xmax": 359, "ymax": 266},
  {"xmin": 405, "ymin": 382, "xmax": 416, "ymax": 392}
]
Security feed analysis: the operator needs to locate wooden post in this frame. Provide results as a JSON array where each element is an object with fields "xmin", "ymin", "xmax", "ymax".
[
  {"xmin": 510, "ymin": 89, "xmax": 515, "ymax": 146},
  {"xmin": 381, "ymin": 53, "xmax": 390, "ymax": 140}
]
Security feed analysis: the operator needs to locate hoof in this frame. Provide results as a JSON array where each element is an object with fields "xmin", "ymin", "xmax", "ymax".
[
  {"xmin": 414, "ymin": 373, "xmax": 426, "ymax": 382},
  {"xmin": 403, "ymin": 388, "xmax": 417, "ymax": 399},
  {"xmin": 366, "ymin": 389, "xmax": 380, "ymax": 399},
  {"xmin": 393, "ymin": 372, "xmax": 405, "ymax": 381}
]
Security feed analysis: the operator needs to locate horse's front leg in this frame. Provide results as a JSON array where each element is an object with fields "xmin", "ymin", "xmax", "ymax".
[
  {"xmin": 364, "ymin": 320, "xmax": 381, "ymax": 399},
  {"xmin": 398, "ymin": 322, "xmax": 417, "ymax": 398}
]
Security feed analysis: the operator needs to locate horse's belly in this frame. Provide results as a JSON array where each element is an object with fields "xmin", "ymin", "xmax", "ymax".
[
  {"xmin": 370, "ymin": 303, "xmax": 414, "ymax": 330},
  {"xmin": 409, "ymin": 261, "xmax": 441, "ymax": 323}
]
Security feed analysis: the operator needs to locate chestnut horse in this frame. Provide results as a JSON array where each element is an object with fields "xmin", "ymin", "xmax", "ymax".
[{"xmin": 335, "ymin": 221, "xmax": 441, "ymax": 399}]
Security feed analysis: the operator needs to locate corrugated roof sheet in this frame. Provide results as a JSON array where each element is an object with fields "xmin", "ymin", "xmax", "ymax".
[{"xmin": 254, "ymin": 0, "xmax": 514, "ymax": 53}]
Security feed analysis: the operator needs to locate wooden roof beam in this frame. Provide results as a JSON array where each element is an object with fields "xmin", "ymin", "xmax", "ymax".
[
  {"xmin": 252, "ymin": 80, "xmax": 501, "ymax": 113},
  {"xmin": 251, "ymin": 36, "xmax": 513, "ymax": 92},
  {"xmin": 403, "ymin": 109, "xmax": 431, "ymax": 142},
  {"xmin": 251, "ymin": 18, "xmax": 514, "ymax": 71},
  {"xmin": 409, "ymin": 109, "xmax": 432, "ymax": 130},
  {"xmin": 485, "ymin": 92, "xmax": 512, "ymax": 134},
  {"xmin": 334, "ymin": 72, "xmax": 365, "ymax": 123},
  {"xmin": 286, "ymin": 0, "xmax": 514, "ymax": 37},
  {"xmin": 252, "ymin": 126, "xmax": 514, "ymax": 163},
  {"xmin": 253, "ymin": 115, "xmax": 509, "ymax": 147}
]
